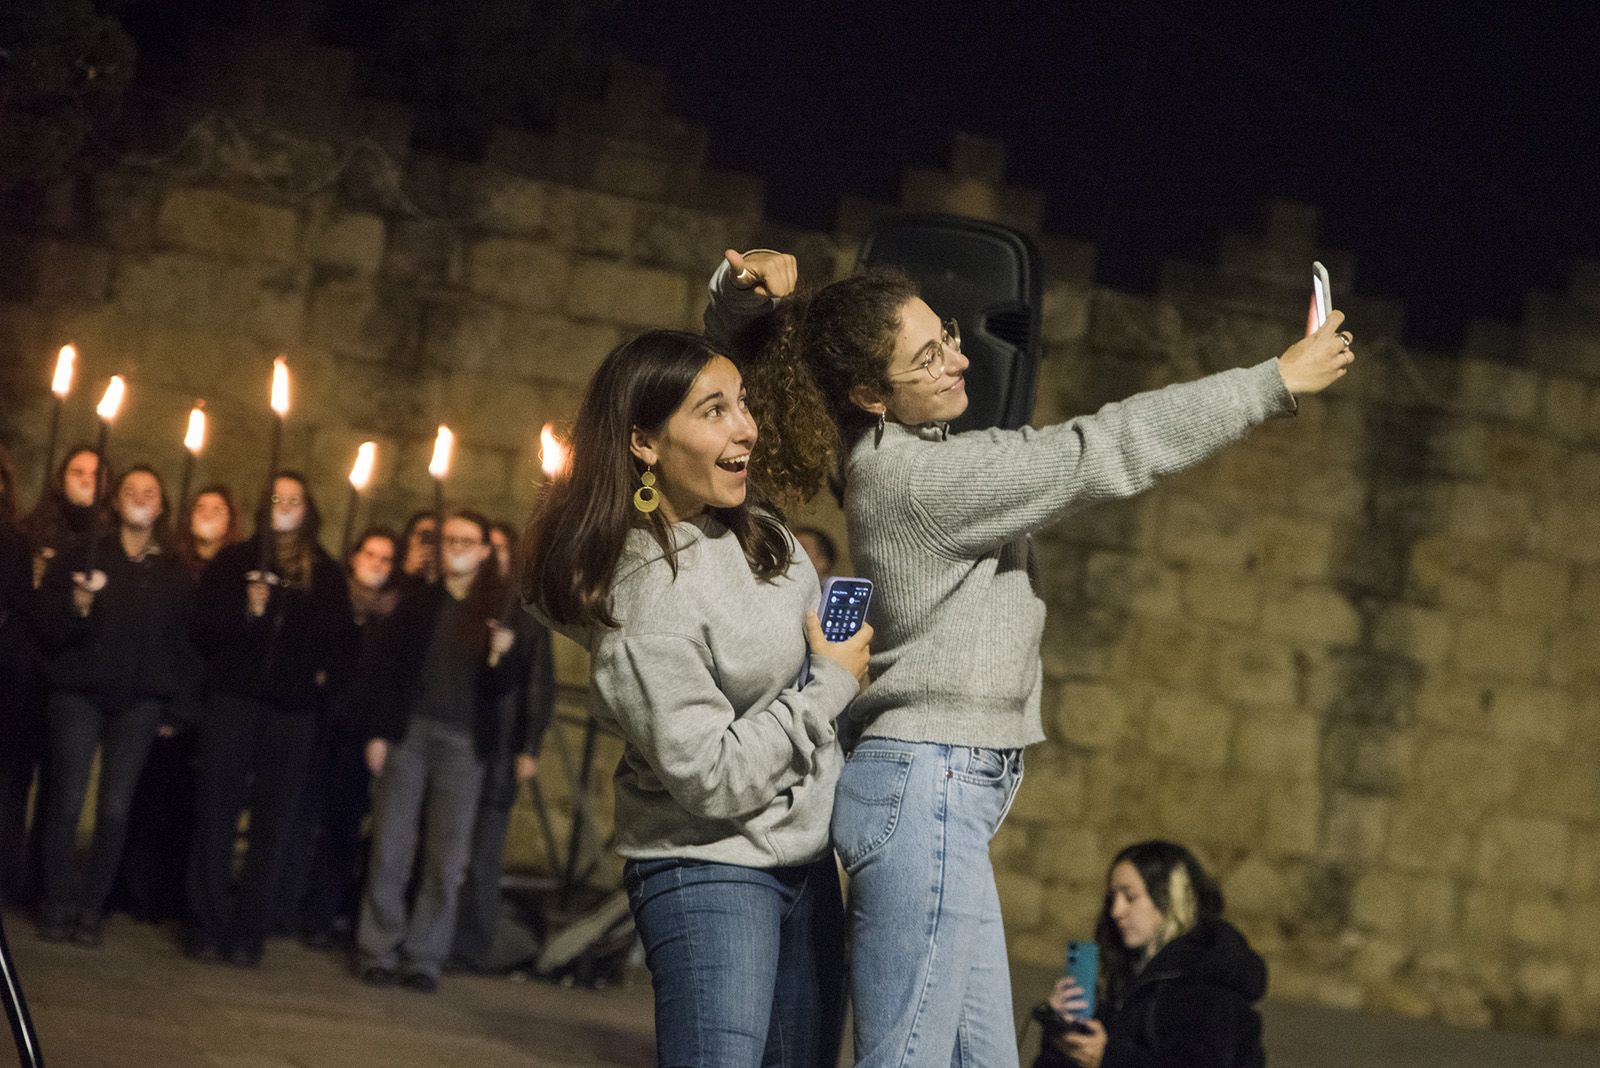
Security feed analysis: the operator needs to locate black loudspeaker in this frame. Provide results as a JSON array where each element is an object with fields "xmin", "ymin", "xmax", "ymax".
[{"xmin": 859, "ymin": 214, "xmax": 1043, "ymax": 434}]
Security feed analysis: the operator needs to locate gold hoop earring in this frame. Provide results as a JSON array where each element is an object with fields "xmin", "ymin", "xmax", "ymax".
[{"xmin": 632, "ymin": 466, "xmax": 660, "ymax": 514}]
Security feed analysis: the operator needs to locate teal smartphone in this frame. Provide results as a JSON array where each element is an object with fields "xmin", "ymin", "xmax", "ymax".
[{"xmin": 1065, "ymin": 940, "xmax": 1098, "ymax": 1028}]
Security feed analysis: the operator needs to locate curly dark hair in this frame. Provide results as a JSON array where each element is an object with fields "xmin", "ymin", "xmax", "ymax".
[{"xmin": 737, "ymin": 267, "xmax": 920, "ymax": 506}]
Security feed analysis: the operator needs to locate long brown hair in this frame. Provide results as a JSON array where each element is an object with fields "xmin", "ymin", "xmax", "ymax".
[
  {"xmin": 175, "ymin": 483, "xmax": 243, "ymax": 573},
  {"xmin": 444, "ymin": 510, "xmax": 502, "ymax": 653},
  {"xmin": 110, "ymin": 464, "xmax": 175, "ymax": 553},
  {"xmin": 736, "ymin": 267, "xmax": 920, "ymax": 506},
  {"xmin": 22, "ymin": 444, "xmax": 113, "ymax": 550},
  {"xmin": 522, "ymin": 329, "xmax": 792, "ymax": 629},
  {"xmin": 258, "ymin": 470, "xmax": 323, "ymax": 591}
]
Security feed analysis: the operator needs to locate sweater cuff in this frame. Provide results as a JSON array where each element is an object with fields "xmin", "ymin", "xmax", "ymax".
[
  {"xmin": 1249, "ymin": 356, "xmax": 1298, "ymax": 419},
  {"xmin": 804, "ymin": 654, "xmax": 860, "ymax": 721}
]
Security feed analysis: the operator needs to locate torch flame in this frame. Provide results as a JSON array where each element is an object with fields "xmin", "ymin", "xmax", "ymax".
[
  {"xmin": 270, "ymin": 356, "xmax": 290, "ymax": 416},
  {"xmin": 429, "ymin": 425, "xmax": 454, "ymax": 480},
  {"xmin": 52, "ymin": 345, "xmax": 76, "ymax": 397},
  {"xmin": 539, "ymin": 423, "xmax": 570, "ymax": 479},
  {"xmin": 185, "ymin": 402, "xmax": 207, "ymax": 454},
  {"xmin": 349, "ymin": 441, "xmax": 376, "ymax": 491},
  {"xmin": 96, "ymin": 376, "xmax": 126, "ymax": 422}
]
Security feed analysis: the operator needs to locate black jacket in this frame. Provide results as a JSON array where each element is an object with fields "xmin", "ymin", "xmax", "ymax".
[
  {"xmin": 1035, "ymin": 920, "xmax": 1267, "ymax": 1068},
  {"xmin": 33, "ymin": 534, "xmax": 197, "ymax": 708},
  {"xmin": 350, "ymin": 581, "xmax": 523, "ymax": 759},
  {"xmin": 0, "ymin": 525, "xmax": 38, "ymax": 718},
  {"xmin": 191, "ymin": 537, "xmax": 357, "ymax": 710}
]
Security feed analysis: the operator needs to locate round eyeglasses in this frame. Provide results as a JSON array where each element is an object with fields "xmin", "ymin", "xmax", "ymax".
[{"xmin": 887, "ymin": 319, "xmax": 960, "ymax": 382}]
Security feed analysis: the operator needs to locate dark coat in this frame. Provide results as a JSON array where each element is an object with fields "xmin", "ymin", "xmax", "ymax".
[
  {"xmin": 191, "ymin": 537, "xmax": 357, "ymax": 711},
  {"xmin": 0, "ymin": 525, "xmax": 38, "ymax": 719},
  {"xmin": 350, "ymin": 581, "xmax": 523, "ymax": 759},
  {"xmin": 1035, "ymin": 920, "xmax": 1267, "ymax": 1068},
  {"xmin": 33, "ymin": 534, "xmax": 198, "ymax": 708}
]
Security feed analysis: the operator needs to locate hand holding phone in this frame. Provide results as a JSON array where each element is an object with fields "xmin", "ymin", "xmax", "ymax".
[
  {"xmin": 798, "ymin": 576, "xmax": 874, "ymax": 686},
  {"xmin": 1307, "ymin": 261, "xmax": 1332, "ymax": 336},
  {"xmin": 1064, "ymin": 940, "xmax": 1099, "ymax": 1030}
]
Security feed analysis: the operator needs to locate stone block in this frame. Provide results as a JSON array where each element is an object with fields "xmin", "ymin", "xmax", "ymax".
[
  {"xmin": 1039, "ymin": 606, "xmax": 1132, "ymax": 680},
  {"xmin": 90, "ymin": 170, "xmax": 164, "ymax": 251},
  {"xmin": 1352, "ymin": 872, "xmax": 1408, "ymax": 933},
  {"xmin": 465, "ymin": 238, "xmax": 569, "ymax": 310},
  {"xmin": 1152, "ymin": 768, "xmax": 1267, "ymax": 847},
  {"xmin": 1248, "ymin": 513, "xmax": 1337, "ymax": 582},
  {"xmin": 1515, "ymin": 755, "xmax": 1600, "ymax": 820},
  {"xmin": 495, "ymin": 310, "xmax": 623, "ymax": 391},
  {"xmin": 1411, "ymin": 732, "xmax": 1520, "ymax": 815},
  {"xmin": 1041, "ymin": 282, "xmax": 1092, "ymax": 345},
  {"xmin": 631, "ymin": 204, "xmax": 747, "ymax": 274},
  {"xmin": 1288, "ymin": 462, "xmax": 1366, "ymax": 522},
  {"xmin": 1221, "ymin": 854, "xmax": 1286, "ymax": 918},
  {"xmin": 1509, "ymin": 894, "xmax": 1567, "ymax": 950},
  {"xmin": 1495, "ymin": 558, "xmax": 1573, "ymax": 620},
  {"xmin": 1181, "ymin": 566, "xmax": 1263, "ymax": 626},
  {"xmin": 1003, "ymin": 750, "xmax": 1083, "ymax": 824},
  {"xmin": 1575, "ymin": 564, "xmax": 1600, "ymax": 617},
  {"xmin": 543, "ymin": 187, "xmax": 639, "ymax": 257},
  {"xmin": 418, "ymin": 298, "xmax": 504, "ymax": 375},
  {"xmin": 1539, "ymin": 375, "xmax": 1594, "ymax": 442},
  {"xmin": 156, "ymin": 187, "xmax": 300, "ymax": 264},
  {"xmin": 1406, "ymin": 535, "xmax": 1499, "ymax": 610},
  {"xmin": 1144, "ymin": 690, "xmax": 1233, "ymax": 769},
  {"xmin": 1082, "ymin": 551, "xmax": 1182, "ymax": 618},
  {"xmin": 2, "ymin": 238, "xmax": 115, "ymax": 304},
  {"xmin": 1087, "ymin": 289, "xmax": 1181, "ymax": 357},
  {"xmin": 114, "ymin": 252, "xmax": 306, "ymax": 347},
  {"xmin": 1476, "ymin": 816, "xmax": 1570, "ymax": 890},
  {"xmin": 1264, "ymin": 776, "xmax": 1321, "ymax": 857},
  {"xmin": 1369, "ymin": 603, "xmax": 1452, "ymax": 667},
  {"xmin": 1212, "ymin": 636, "xmax": 1300, "ymax": 707},
  {"xmin": 1322, "ymin": 722, "xmax": 1414, "ymax": 794},
  {"xmin": 1129, "ymin": 619, "xmax": 1210, "ymax": 688},
  {"xmin": 381, "ymin": 218, "xmax": 463, "ymax": 287},
  {"xmin": 1546, "ymin": 621, "xmax": 1600, "ymax": 688},
  {"xmin": 1536, "ymin": 497, "xmax": 1600, "ymax": 565},
  {"xmin": 1033, "ymin": 825, "xmax": 1106, "ymax": 887},
  {"xmin": 1048, "ymin": 682, "xmax": 1127, "ymax": 750},
  {"xmin": 305, "ymin": 277, "xmax": 421, "ymax": 367},
  {"xmin": 1449, "ymin": 616, "xmax": 1547, "ymax": 682},
  {"xmin": 306, "ymin": 211, "xmax": 384, "ymax": 275},
  {"xmin": 1232, "ymin": 709, "xmax": 1319, "ymax": 780},
  {"xmin": 1454, "ymin": 359, "xmax": 1541, "ymax": 422},
  {"xmin": 1386, "ymin": 805, "xmax": 1473, "ymax": 875},
  {"xmin": 1425, "ymin": 421, "xmax": 1491, "ymax": 480},
  {"xmin": 1154, "ymin": 495, "xmax": 1258, "ymax": 572},
  {"xmin": 1442, "ymin": 481, "xmax": 1537, "ymax": 548},
  {"xmin": 1485, "ymin": 684, "xmax": 1572, "ymax": 747},
  {"xmin": 1409, "ymin": 876, "xmax": 1458, "ymax": 939},
  {"xmin": 564, "ymin": 259, "xmax": 691, "ymax": 328},
  {"xmin": 455, "ymin": 168, "xmax": 548, "ymax": 237},
  {"xmin": 1322, "ymin": 790, "xmax": 1391, "ymax": 865},
  {"xmin": 1259, "ymin": 584, "xmax": 1362, "ymax": 646}
]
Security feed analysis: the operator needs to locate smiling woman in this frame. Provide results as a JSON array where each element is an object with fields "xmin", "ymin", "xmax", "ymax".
[{"xmin": 521, "ymin": 327, "xmax": 872, "ymax": 1066}]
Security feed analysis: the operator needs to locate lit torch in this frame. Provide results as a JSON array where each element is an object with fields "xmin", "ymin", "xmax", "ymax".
[
  {"xmin": 258, "ymin": 357, "xmax": 290, "ymax": 573},
  {"xmin": 83, "ymin": 375, "xmax": 126, "ymax": 576},
  {"xmin": 177, "ymin": 401, "xmax": 206, "ymax": 514},
  {"xmin": 42, "ymin": 344, "xmax": 76, "ymax": 486},
  {"xmin": 340, "ymin": 441, "xmax": 377, "ymax": 557},
  {"xmin": 429, "ymin": 426, "xmax": 454, "ymax": 555},
  {"xmin": 538, "ymin": 423, "xmax": 570, "ymax": 481}
]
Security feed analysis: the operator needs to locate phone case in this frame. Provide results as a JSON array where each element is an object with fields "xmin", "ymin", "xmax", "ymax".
[
  {"xmin": 1308, "ymin": 261, "xmax": 1332, "ymax": 335},
  {"xmin": 1066, "ymin": 940, "xmax": 1099, "ymax": 1020}
]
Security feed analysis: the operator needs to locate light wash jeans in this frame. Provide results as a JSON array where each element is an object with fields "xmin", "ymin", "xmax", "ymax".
[
  {"xmin": 831, "ymin": 739, "xmax": 1024, "ymax": 1068},
  {"xmin": 623, "ymin": 854, "xmax": 847, "ymax": 1068}
]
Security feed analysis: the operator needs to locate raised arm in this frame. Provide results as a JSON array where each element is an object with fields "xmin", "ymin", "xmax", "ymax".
[{"xmin": 703, "ymin": 248, "xmax": 797, "ymax": 350}]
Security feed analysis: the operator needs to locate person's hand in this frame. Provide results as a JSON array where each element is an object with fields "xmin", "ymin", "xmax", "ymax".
[
  {"xmin": 486, "ymin": 621, "xmax": 515, "ymax": 666},
  {"xmin": 515, "ymin": 753, "xmax": 539, "ymax": 782},
  {"xmin": 365, "ymin": 738, "xmax": 388, "ymax": 776},
  {"xmin": 70, "ymin": 570, "xmax": 106, "ymax": 617},
  {"xmin": 805, "ymin": 610, "xmax": 873, "ymax": 688},
  {"xmin": 1061, "ymin": 1018, "xmax": 1107, "ymax": 1067},
  {"xmin": 1048, "ymin": 977, "xmax": 1091, "ymax": 1020},
  {"xmin": 245, "ymin": 580, "xmax": 271, "ymax": 618},
  {"xmin": 1278, "ymin": 310, "xmax": 1354, "ymax": 396},
  {"xmin": 31, "ymin": 547, "xmax": 54, "ymax": 590},
  {"xmin": 725, "ymin": 248, "xmax": 797, "ymax": 299}
]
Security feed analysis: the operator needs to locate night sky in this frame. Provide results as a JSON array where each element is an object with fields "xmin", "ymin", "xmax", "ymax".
[{"xmin": 597, "ymin": 1, "xmax": 1600, "ymax": 351}]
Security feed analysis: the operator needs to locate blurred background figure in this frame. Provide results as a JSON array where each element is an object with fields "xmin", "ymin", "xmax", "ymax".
[
  {"xmin": 0, "ymin": 445, "xmax": 40, "ymax": 908},
  {"xmin": 792, "ymin": 525, "xmax": 837, "ymax": 584},
  {"xmin": 397, "ymin": 511, "xmax": 440, "ymax": 590},
  {"xmin": 32, "ymin": 465, "xmax": 196, "ymax": 948},
  {"xmin": 1034, "ymin": 840, "xmax": 1267, "ymax": 1068}
]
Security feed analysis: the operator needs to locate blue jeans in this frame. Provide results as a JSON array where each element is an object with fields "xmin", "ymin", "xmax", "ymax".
[
  {"xmin": 624, "ymin": 854, "xmax": 847, "ymax": 1068},
  {"xmin": 39, "ymin": 693, "xmax": 165, "ymax": 921},
  {"xmin": 357, "ymin": 717, "xmax": 485, "ymax": 980},
  {"xmin": 831, "ymin": 740, "xmax": 1024, "ymax": 1068}
]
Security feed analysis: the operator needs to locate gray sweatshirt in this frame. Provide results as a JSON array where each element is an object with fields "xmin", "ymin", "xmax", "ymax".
[
  {"xmin": 704, "ymin": 263, "xmax": 1296, "ymax": 749},
  {"xmin": 545, "ymin": 516, "xmax": 857, "ymax": 867},
  {"xmin": 844, "ymin": 361, "xmax": 1295, "ymax": 748}
]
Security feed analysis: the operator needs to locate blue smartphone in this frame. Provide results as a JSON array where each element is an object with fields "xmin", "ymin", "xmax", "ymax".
[
  {"xmin": 797, "ymin": 576, "xmax": 872, "ymax": 686},
  {"xmin": 1065, "ymin": 940, "xmax": 1098, "ymax": 1026}
]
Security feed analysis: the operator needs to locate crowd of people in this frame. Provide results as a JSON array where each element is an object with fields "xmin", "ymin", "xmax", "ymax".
[
  {"xmin": 0, "ymin": 443, "xmax": 554, "ymax": 992},
  {"xmin": 3, "ymin": 239, "xmax": 1353, "ymax": 1064}
]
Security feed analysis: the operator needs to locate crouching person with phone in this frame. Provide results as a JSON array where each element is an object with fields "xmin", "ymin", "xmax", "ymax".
[{"xmin": 1035, "ymin": 841, "xmax": 1267, "ymax": 1068}]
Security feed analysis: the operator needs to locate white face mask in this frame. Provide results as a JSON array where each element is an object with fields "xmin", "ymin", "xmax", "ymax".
[
  {"xmin": 444, "ymin": 550, "xmax": 481, "ymax": 577},
  {"xmin": 353, "ymin": 564, "xmax": 389, "ymax": 590},
  {"xmin": 192, "ymin": 517, "xmax": 228, "ymax": 542},
  {"xmin": 271, "ymin": 511, "xmax": 300, "ymax": 534},
  {"xmin": 65, "ymin": 483, "xmax": 95, "ymax": 507},
  {"xmin": 122, "ymin": 503, "xmax": 160, "ymax": 529}
]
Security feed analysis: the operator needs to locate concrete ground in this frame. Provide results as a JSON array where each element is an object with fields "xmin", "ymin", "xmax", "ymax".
[{"xmin": 5, "ymin": 911, "xmax": 1597, "ymax": 1067}]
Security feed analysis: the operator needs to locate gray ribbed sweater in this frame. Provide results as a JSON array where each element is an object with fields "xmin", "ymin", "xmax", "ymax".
[
  {"xmin": 542, "ymin": 516, "xmax": 858, "ymax": 867},
  {"xmin": 844, "ymin": 359, "xmax": 1296, "ymax": 748}
]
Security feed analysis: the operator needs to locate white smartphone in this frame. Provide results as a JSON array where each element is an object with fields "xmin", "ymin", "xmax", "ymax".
[
  {"xmin": 797, "ymin": 576, "xmax": 873, "ymax": 686},
  {"xmin": 1307, "ymin": 261, "xmax": 1332, "ymax": 335}
]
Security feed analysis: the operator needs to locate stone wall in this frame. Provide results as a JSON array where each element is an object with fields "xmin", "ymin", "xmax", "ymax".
[{"xmin": 2, "ymin": 38, "xmax": 1598, "ymax": 1038}]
